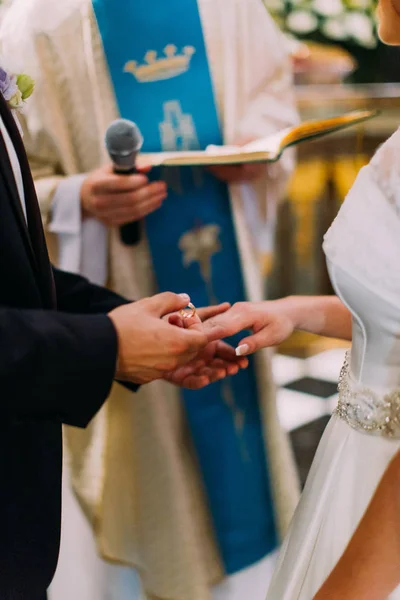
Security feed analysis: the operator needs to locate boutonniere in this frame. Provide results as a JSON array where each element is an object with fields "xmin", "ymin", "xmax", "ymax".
[{"xmin": 0, "ymin": 66, "xmax": 34, "ymax": 111}]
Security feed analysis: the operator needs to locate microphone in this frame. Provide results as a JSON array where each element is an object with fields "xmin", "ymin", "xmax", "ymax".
[{"xmin": 105, "ymin": 119, "xmax": 144, "ymax": 246}]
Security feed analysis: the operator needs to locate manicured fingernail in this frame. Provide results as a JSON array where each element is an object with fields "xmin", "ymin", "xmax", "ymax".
[
  {"xmin": 235, "ymin": 344, "xmax": 249, "ymax": 356},
  {"xmin": 179, "ymin": 293, "xmax": 190, "ymax": 302}
]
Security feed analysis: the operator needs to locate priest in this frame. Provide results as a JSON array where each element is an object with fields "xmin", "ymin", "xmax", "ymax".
[{"xmin": 0, "ymin": 1, "xmax": 300, "ymax": 599}]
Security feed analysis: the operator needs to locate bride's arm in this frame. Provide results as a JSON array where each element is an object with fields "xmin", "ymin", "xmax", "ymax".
[
  {"xmin": 314, "ymin": 450, "xmax": 400, "ymax": 600},
  {"xmin": 275, "ymin": 295, "xmax": 352, "ymax": 340},
  {"xmin": 204, "ymin": 295, "xmax": 352, "ymax": 356}
]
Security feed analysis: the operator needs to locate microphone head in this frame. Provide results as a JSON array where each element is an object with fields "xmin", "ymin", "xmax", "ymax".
[{"xmin": 105, "ymin": 119, "xmax": 143, "ymax": 169}]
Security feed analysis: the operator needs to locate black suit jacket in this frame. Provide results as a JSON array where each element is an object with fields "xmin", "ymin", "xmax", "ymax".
[{"xmin": 0, "ymin": 93, "xmax": 132, "ymax": 598}]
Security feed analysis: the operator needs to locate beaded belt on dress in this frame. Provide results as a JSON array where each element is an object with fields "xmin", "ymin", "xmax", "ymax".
[{"xmin": 334, "ymin": 351, "xmax": 400, "ymax": 439}]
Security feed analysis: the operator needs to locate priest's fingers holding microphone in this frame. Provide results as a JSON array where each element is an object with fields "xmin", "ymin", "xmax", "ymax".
[
  {"xmin": 81, "ymin": 164, "xmax": 167, "ymax": 226},
  {"xmin": 108, "ymin": 292, "xmax": 210, "ymax": 384}
]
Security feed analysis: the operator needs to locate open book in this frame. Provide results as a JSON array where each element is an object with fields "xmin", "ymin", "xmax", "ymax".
[{"xmin": 139, "ymin": 110, "xmax": 379, "ymax": 168}]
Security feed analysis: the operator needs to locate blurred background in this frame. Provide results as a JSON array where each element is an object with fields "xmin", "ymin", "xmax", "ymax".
[{"xmin": 0, "ymin": 0, "xmax": 398, "ymax": 597}]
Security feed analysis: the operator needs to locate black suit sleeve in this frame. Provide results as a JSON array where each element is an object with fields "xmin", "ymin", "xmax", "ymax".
[
  {"xmin": 1, "ymin": 305, "xmax": 118, "ymax": 427},
  {"xmin": 52, "ymin": 267, "xmax": 140, "ymax": 398},
  {"xmin": 0, "ymin": 269, "xmax": 139, "ymax": 427},
  {"xmin": 52, "ymin": 267, "xmax": 132, "ymax": 314}
]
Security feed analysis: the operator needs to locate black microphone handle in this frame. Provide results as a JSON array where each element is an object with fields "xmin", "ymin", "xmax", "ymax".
[{"xmin": 114, "ymin": 165, "xmax": 142, "ymax": 246}]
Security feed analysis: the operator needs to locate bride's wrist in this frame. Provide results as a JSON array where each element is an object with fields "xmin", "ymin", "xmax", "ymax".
[{"xmin": 272, "ymin": 296, "xmax": 305, "ymax": 331}]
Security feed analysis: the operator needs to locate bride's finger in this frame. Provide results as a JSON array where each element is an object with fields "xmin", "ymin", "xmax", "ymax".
[
  {"xmin": 215, "ymin": 341, "xmax": 249, "ymax": 369},
  {"xmin": 196, "ymin": 303, "xmax": 231, "ymax": 322},
  {"xmin": 235, "ymin": 325, "xmax": 278, "ymax": 356},
  {"xmin": 202, "ymin": 311, "xmax": 252, "ymax": 340}
]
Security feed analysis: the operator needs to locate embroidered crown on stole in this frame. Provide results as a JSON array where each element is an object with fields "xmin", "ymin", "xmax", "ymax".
[{"xmin": 124, "ymin": 44, "xmax": 196, "ymax": 82}]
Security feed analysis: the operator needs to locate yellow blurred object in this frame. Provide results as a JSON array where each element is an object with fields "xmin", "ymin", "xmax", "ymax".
[
  {"xmin": 332, "ymin": 155, "xmax": 369, "ymax": 199},
  {"xmin": 279, "ymin": 331, "xmax": 350, "ymax": 358},
  {"xmin": 287, "ymin": 160, "xmax": 329, "ymax": 266},
  {"xmin": 260, "ymin": 252, "xmax": 274, "ymax": 277}
]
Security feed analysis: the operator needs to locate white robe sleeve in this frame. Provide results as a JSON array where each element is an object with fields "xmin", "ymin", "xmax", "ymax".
[
  {"xmin": 236, "ymin": 0, "xmax": 298, "ymax": 185},
  {"xmin": 236, "ymin": 0, "xmax": 298, "ymax": 256},
  {"xmin": 49, "ymin": 175, "xmax": 108, "ymax": 285},
  {"xmin": 236, "ymin": 0, "xmax": 298, "ymax": 137}
]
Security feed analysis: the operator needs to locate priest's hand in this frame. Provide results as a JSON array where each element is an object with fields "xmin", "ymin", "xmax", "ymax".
[
  {"xmin": 208, "ymin": 163, "xmax": 266, "ymax": 183},
  {"xmin": 208, "ymin": 136, "xmax": 266, "ymax": 183},
  {"xmin": 81, "ymin": 164, "xmax": 167, "ymax": 226}
]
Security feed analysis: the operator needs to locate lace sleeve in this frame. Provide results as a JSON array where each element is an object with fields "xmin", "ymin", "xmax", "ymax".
[{"xmin": 370, "ymin": 128, "xmax": 400, "ymax": 215}]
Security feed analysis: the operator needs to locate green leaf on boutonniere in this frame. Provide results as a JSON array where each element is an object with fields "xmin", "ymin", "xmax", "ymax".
[{"xmin": 16, "ymin": 74, "xmax": 35, "ymax": 101}]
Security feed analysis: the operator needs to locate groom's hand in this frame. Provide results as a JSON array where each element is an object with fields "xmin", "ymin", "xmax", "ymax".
[
  {"xmin": 109, "ymin": 293, "xmax": 213, "ymax": 384},
  {"xmin": 164, "ymin": 341, "xmax": 248, "ymax": 389},
  {"xmin": 164, "ymin": 302, "xmax": 248, "ymax": 389}
]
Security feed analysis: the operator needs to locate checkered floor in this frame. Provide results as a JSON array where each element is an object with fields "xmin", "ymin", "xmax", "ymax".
[{"xmin": 273, "ymin": 347, "xmax": 347, "ymax": 488}]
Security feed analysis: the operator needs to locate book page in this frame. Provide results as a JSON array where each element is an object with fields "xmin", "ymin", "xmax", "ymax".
[{"xmin": 137, "ymin": 110, "xmax": 378, "ymax": 168}]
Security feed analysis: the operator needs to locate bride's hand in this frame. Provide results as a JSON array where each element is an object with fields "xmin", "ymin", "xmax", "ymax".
[{"xmin": 202, "ymin": 300, "xmax": 296, "ymax": 356}]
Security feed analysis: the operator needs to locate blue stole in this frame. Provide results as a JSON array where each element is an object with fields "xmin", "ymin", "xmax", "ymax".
[{"xmin": 93, "ymin": 0, "xmax": 277, "ymax": 574}]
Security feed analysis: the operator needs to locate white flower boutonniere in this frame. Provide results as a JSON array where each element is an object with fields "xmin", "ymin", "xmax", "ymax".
[{"xmin": 0, "ymin": 66, "xmax": 34, "ymax": 110}]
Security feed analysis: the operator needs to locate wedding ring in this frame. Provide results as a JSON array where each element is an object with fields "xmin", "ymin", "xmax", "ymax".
[{"xmin": 179, "ymin": 302, "xmax": 197, "ymax": 319}]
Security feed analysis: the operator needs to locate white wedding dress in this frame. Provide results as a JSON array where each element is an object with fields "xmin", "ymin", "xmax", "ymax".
[{"xmin": 266, "ymin": 128, "xmax": 400, "ymax": 600}]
